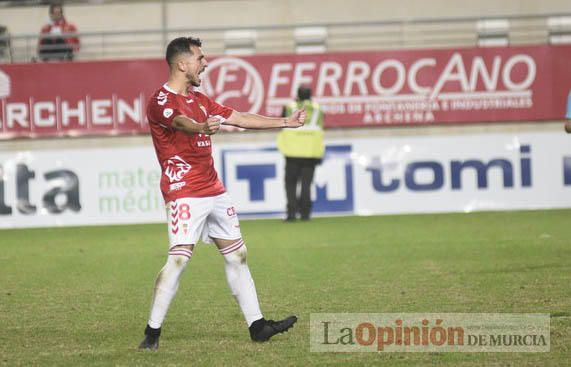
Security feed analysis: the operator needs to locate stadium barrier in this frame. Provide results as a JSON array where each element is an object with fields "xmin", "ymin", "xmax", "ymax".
[{"xmin": 1, "ymin": 131, "xmax": 570, "ymax": 229}]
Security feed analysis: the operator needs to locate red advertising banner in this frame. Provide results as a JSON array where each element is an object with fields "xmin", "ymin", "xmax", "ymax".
[{"xmin": 1, "ymin": 45, "xmax": 570, "ymax": 139}]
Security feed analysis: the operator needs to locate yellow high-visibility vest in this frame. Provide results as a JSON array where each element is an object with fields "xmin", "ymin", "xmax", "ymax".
[{"xmin": 277, "ymin": 100, "xmax": 324, "ymax": 158}]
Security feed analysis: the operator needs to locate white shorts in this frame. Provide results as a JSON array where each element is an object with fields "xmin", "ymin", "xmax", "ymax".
[{"xmin": 166, "ymin": 193, "xmax": 242, "ymax": 248}]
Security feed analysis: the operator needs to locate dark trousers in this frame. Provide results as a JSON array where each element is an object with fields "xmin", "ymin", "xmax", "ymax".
[
  {"xmin": 284, "ymin": 157, "xmax": 321, "ymax": 220},
  {"xmin": 38, "ymin": 38, "xmax": 74, "ymax": 61}
]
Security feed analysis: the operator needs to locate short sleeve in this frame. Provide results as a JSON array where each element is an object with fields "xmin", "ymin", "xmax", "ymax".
[
  {"xmin": 197, "ymin": 92, "xmax": 234, "ymax": 119},
  {"xmin": 147, "ymin": 91, "xmax": 182, "ymax": 127}
]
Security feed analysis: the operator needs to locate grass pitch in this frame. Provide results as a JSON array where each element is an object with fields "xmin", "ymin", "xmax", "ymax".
[{"xmin": 1, "ymin": 210, "xmax": 570, "ymax": 366}]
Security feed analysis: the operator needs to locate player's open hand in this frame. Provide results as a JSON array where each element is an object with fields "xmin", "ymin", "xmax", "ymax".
[
  {"xmin": 285, "ymin": 108, "xmax": 306, "ymax": 128},
  {"xmin": 203, "ymin": 116, "xmax": 222, "ymax": 135}
]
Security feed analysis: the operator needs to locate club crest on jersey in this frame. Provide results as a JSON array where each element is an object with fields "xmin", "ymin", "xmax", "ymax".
[
  {"xmin": 164, "ymin": 155, "xmax": 191, "ymax": 183},
  {"xmin": 163, "ymin": 108, "xmax": 174, "ymax": 118}
]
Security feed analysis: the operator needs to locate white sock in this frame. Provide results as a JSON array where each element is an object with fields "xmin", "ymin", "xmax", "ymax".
[
  {"xmin": 220, "ymin": 239, "xmax": 263, "ymax": 326},
  {"xmin": 147, "ymin": 247, "xmax": 192, "ymax": 329}
]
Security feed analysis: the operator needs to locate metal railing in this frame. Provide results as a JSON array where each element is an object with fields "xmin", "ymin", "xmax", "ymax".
[{"xmin": 0, "ymin": 12, "xmax": 569, "ymax": 64}]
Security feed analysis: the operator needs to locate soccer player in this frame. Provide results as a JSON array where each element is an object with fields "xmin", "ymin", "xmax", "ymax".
[{"xmin": 138, "ymin": 36, "xmax": 304, "ymax": 350}]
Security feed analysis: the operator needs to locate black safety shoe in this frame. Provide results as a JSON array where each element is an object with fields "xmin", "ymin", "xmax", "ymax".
[
  {"xmin": 138, "ymin": 325, "xmax": 161, "ymax": 351},
  {"xmin": 249, "ymin": 316, "xmax": 298, "ymax": 342}
]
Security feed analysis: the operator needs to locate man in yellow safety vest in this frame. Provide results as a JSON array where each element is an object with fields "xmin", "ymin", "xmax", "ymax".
[{"xmin": 277, "ymin": 86, "xmax": 325, "ymax": 221}]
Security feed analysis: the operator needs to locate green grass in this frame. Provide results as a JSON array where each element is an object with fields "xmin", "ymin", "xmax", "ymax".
[{"xmin": 1, "ymin": 210, "xmax": 570, "ymax": 366}]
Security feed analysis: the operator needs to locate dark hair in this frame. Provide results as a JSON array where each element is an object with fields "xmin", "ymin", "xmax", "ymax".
[
  {"xmin": 49, "ymin": 2, "xmax": 63, "ymax": 14},
  {"xmin": 166, "ymin": 37, "xmax": 203, "ymax": 65},
  {"xmin": 297, "ymin": 85, "xmax": 311, "ymax": 101}
]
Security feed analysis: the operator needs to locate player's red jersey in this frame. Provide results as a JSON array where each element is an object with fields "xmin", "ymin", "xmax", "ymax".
[{"xmin": 147, "ymin": 84, "xmax": 233, "ymax": 202}]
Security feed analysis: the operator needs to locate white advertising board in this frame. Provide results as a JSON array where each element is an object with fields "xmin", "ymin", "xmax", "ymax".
[{"xmin": 0, "ymin": 131, "xmax": 569, "ymax": 229}]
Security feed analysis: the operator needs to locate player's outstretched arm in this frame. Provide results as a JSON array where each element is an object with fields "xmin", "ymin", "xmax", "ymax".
[
  {"xmin": 172, "ymin": 115, "xmax": 220, "ymax": 135},
  {"xmin": 221, "ymin": 109, "xmax": 306, "ymax": 130}
]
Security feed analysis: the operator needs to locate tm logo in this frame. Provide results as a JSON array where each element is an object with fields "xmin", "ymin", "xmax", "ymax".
[{"xmin": 220, "ymin": 145, "xmax": 354, "ymax": 216}]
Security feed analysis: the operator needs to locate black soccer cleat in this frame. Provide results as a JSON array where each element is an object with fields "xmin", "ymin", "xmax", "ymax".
[
  {"xmin": 138, "ymin": 325, "xmax": 161, "ymax": 351},
  {"xmin": 249, "ymin": 316, "xmax": 298, "ymax": 342}
]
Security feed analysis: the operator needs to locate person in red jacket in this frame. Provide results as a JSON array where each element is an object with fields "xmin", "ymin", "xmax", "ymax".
[{"xmin": 38, "ymin": 2, "xmax": 80, "ymax": 61}]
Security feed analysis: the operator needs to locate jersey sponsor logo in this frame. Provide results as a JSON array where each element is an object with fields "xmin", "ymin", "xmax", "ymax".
[
  {"xmin": 201, "ymin": 57, "xmax": 264, "ymax": 114},
  {"xmin": 157, "ymin": 91, "xmax": 168, "ymax": 106},
  {"xmin": 163, "ymin": 108, "xmax": 174, "ymax": 118},
  {"xmin": 164, "ymin": 155, "xmax": 191, "ymax": 183},
  {"xmin": 169, "ymin": 181, "xmax": 186, "ymax": 192}
]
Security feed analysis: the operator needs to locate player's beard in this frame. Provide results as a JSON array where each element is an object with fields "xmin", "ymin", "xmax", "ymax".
[
  {"xmin": 188, "ymin": 67, "xmax": 205, "ymax": 87},
  {"xmin": 189, "ymin": 73, "xmax": 200, "ymax": 87},
  {"xmin": 186, "ymin": 72, "xmax": 200, "ymax": 87}
]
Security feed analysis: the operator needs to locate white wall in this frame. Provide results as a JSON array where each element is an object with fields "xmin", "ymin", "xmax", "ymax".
[{"xmin": 1, "ymin": 0, "xmax": 570, "ymax": 35}]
